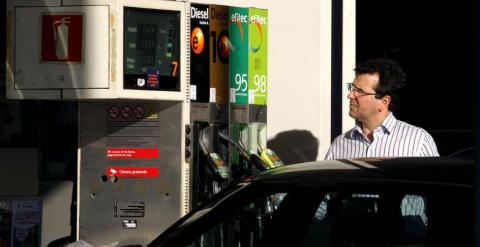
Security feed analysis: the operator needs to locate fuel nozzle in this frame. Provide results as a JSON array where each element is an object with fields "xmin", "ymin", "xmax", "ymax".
[
  {"xmin": 218, "ymin": 132, "xmax": 269, "ymax": 172},
  {"xmin": 258, "ymin": 145, "xmax": 284, "ymax": 168},
  {"xmin": 198, "ymin": 133, "xmax": 229, "ymax": 181}
]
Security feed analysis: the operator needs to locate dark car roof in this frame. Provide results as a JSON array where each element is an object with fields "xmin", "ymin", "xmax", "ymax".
[{"xmin": 249, "ymin": 157, "xmax": 474, "ymax": 186}]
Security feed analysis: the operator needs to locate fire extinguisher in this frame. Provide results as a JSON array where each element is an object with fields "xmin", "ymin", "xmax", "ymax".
[{"xmin": 53, "ymin": 17, "xmax": 71, "ymax": 60}]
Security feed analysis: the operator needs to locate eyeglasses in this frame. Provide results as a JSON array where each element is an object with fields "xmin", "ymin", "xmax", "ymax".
[{"xmin": 347, "ymin": 83, "xmax": 377, "ymax": 97}]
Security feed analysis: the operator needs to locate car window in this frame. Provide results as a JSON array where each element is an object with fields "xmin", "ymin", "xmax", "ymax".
[
  {"xmin": 301, "ymin": 193, "xmax": 425, "ymax": 247},
  {"xmin": 400, "ymin": 194, "xmax": 427, "ymax": 242},
  {"xmin": 178, "ymin": 184, "xmax": 248, "ymax": 228},
  {"xmin": 153, "ymin": 184, "xmax": 473, "ymax": 247},
  {"xmin": 301, "ymin": 190, "xmax": 473, "ymax": 247},
  {"xmin": 186, "ymin": 192, "xmax": 287, "ymax": 247}
]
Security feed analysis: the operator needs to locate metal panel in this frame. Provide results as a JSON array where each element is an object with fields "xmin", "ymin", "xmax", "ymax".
[
  {"xmin": 0, "ymin": 148, "xmax": 38, "ymax": 196},
  {"xmin": 7, "ymin": 0, "xmax": 189, "ymax": 101},
  {"xmin": 78, "ymin": 101, "xmax": 183, "ymax": 246},
  {"xmin": 230, "ymin": 104, "xmax": 267, "ymax": 124},
  {"xmin": 40, "ymin": 180, "xmax": 73, "ymax": 247},
  {"xmin": 191, "ymin": 102, "xmax": 228, "ymax": 123},
  {"xmin": 14, "ymin": 6, "xmax": 109, "ymax": 89}
]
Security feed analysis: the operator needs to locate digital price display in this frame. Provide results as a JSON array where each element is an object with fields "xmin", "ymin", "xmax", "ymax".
[{"xmin": 124, "ymin": 7, "xmax": 180, "ymax": 91}]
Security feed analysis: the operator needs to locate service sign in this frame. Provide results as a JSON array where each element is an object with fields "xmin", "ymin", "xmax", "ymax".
[
  {"xmin": 209, "ymin": 5, "xmax": 230, "ymax": 104},
  {"xmin": 229, "ymin": 7, "xmax": 249, "ymax": 104},
  {"xmin": 107, "ymin": 166, "xmax": 160, "ymax": 178},
  {"xmin": 190, "ymin": 4, "xmax": 210, "ymax": 102},
  {"xmin": 248, "ymin": 8, "xmax": 268, "ymax": 105}
]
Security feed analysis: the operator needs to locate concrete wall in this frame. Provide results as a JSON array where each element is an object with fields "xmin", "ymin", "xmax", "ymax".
[{"xmin": 191, "ymin": 0, "xmax": 333, "ymax": 163}]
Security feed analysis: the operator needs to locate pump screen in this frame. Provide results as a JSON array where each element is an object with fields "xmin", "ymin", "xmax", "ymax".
[{"xmin": 124, "ymin": 7, "xmax": 180, "ymax": 91}]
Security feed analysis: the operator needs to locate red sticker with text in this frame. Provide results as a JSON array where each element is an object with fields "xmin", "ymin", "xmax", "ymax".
[
  {"xmin": 107, "ymin": 148, "xmax": 159, "ymax": 159},
  {"xmin": 107, "ymin": 166, "xmax": 159, "ymax": 178}
]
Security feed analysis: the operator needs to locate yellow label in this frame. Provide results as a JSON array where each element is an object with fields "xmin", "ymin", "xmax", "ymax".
[{"xmin": 147, "ymin": 109, "xmax": 158, "ymax": 119}]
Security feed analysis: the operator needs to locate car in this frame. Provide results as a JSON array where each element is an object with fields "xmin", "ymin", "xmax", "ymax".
[{"xmin": 147, "ymin": 157, "xmax": 474, "ymax": 247}]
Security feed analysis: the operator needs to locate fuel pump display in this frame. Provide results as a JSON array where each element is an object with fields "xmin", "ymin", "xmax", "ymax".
[{"xmin": 124, "ymin": 8, "xmax": 180, "ymax": 91}]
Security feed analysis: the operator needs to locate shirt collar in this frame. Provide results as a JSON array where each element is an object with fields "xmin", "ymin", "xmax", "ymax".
[
  {"xmin": 350, "ymin": 112, "xmax": 397, "ymax": 138},
  {"xmin": 381, "ymin": 112, "xmax": 396, "ymax": 134}
]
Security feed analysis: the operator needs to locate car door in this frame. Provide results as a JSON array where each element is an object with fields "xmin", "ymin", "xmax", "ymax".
[{"xmin": 148, "ymin": 183, "xmax": 324, "ymax": 247}]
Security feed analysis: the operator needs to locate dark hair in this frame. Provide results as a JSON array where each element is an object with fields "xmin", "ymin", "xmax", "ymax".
[{"xmin": 354, "ymin": 58, "xmax": 406, "ymax": 112}]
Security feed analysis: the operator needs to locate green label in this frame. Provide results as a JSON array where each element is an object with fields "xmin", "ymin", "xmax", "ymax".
[
  {"xmin": 248, "ymin": 8, "xmax": 268, "ymax": 105},
  {"xmin": 229, "ymin": 7, "xmax": 249, "ymax": 104}
]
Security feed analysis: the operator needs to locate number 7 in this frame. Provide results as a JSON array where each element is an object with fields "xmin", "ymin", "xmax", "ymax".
[{"xmin": 171, "ymin": 61, "xmax": 178, "ymax": 76}]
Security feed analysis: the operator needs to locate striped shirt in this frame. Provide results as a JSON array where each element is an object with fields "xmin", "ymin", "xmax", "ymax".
[{"xmin": 325, "ymin": 113, "xmax": 439, "ymax": 159}]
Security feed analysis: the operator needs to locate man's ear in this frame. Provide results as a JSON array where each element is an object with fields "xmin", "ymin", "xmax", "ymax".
[{"xmin": 381, "ymin": 95, "xmax": 391, "ymax": 110}]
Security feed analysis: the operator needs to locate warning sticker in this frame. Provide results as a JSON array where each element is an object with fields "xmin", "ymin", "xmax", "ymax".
[
  {"xmin": 147, "ymin": 109, "xmax": 158, "ymax": 119},
  {"xmin": 108, "ymin": 105, "xmax": 120, "ymax": 119},
  {"xmin": 106, "ymin": 148, "xmax": 159, "ymax": 159},
  {"xmin": 133, "ymin": 105, "xmax": 145, "ymax": 119},
  {"xmin": 107, "ymin": 166, "xmax": 159, "ymax": 178},
  {"xmin": 121, "ymin": 105, "xmax": 132, "ymax": 119}
]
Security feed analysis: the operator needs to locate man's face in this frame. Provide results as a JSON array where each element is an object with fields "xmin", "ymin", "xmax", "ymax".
[{"xmin": 347, "ymin": 73, "xmax": 383, "ymax": 122}]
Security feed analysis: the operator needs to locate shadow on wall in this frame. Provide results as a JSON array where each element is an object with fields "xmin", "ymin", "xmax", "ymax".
[{"xmin": 267, "ymin": 130, "xmax": 319, "ymax": 165}]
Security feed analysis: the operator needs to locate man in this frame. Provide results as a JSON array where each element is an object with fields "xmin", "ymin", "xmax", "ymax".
[
  {"xmin": 324, "ymin": 59, "xmax": 438, "ymax": 243},
  {"xmin": 325, "ymin": 58, "xmax": 439, "ymax": 159}
]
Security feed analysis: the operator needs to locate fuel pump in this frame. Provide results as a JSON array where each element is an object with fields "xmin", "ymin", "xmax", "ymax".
[
  {"xmin": 189, "ymin": 4, "xmax": 231, "ymax": 206},
  {"xmin": 228, "ymin": 7, "xmax": 271, "ymax": 179},
  {"xmin": 7, "ymin": 1, "xmax": 189, "ymax": 246},
  {"xmin": 190, "ymin": 106, "xmax": 229, "ymax": 206},
  {"xmin": 229, "ymin": 104, "xmax": 270, "ymax": 178}
]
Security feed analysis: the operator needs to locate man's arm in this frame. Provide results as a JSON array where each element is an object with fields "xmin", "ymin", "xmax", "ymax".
[
  {"xmin": 324, "ymin": 146, "xmax": 334, "ymax": 160},
  {"xmin": 418, "ymin": 131, "xmax": 440, "ymax": 157},
  {"xmin": 324, "ymin": 135, "xmax": 341, "ymax": 160}
]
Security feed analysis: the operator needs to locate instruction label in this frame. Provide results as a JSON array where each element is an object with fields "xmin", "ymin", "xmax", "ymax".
[
  {"xmin": 107, "ymin": 148, "xmax": 159, "ymax": 159},
  {"xmin": 114, "ymin": 202, "xmax": 145, "ymax": 217},
  {"xmin": 106, "ymin": 104, "xmax": 159, "ymax": 148}
]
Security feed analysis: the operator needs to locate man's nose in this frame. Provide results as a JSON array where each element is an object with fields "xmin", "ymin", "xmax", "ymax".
[{"xmin": 347, "ymin": 91, "xmax": 355, "ymax": 99}]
